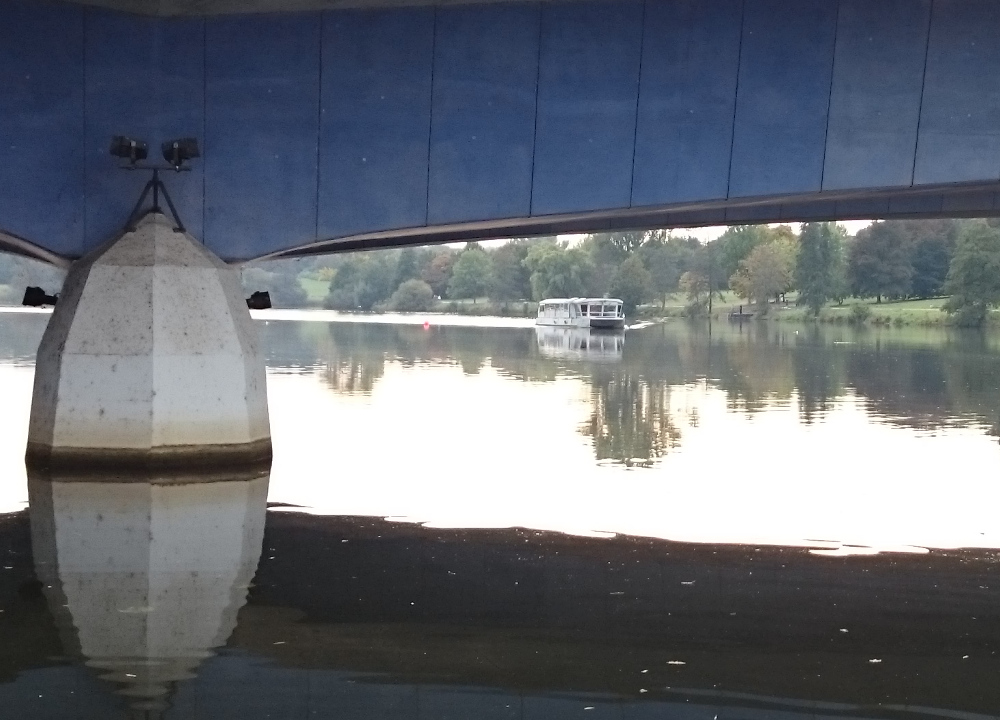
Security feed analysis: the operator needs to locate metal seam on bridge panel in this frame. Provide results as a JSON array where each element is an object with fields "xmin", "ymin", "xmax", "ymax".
[
  {"xmin": 424, "ymin": 5, "xmax": 438, "ymax": 227},
  {"xmin": 527, "ymin": 0, "xmax": 542, "ymax": 217},
  {"xmin": 202, "ymin": 16, "xmax": 207, "ymax": 246},
  {"xmin": 81, "ymin": 6, "xmax": 89, "ymax": 255},
  {"xmin": 626, "ymin": 0, "xmax": 646, "ymax": 209},
  {"xmin": 313, "ymin": 10, "xmax": 324, "ymax": 245},
  {"xmin": 818, "ymin": 0, "xmax": 842, "ymax": 193},
  {"xmin": 911, "ymin": 0, "xmax": 935, "ymax": 187},
  {"xmin": 725, "ymin": 0, "xmax": 747, "ymax": 202}
]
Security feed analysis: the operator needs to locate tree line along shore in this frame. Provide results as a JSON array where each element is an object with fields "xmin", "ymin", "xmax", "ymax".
[{"xmin": 4, "ymin": 219, "xmax": 1000, "ymax": 327}]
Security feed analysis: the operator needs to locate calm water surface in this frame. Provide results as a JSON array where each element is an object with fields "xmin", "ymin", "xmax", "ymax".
[{"xmin": 1, "ymin": 309, "xmax": 999, "ymax": 718}]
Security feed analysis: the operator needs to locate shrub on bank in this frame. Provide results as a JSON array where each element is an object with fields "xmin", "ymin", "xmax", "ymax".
[
  {"xmin": 443, "ymin": 300, "xmax": 536, "ymax": 317},
  {"xmin": 387, "ymin": 280, "xmax": 435, "ymax": 312},
  {"xmin": 848, "ymin": 303, "xmax": 872, "ymax": 324}
]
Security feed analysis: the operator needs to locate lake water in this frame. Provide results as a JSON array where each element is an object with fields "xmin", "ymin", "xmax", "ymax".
[{"xmin": 1, "ymin": 309, "xmax": 999, "ymax": 718}]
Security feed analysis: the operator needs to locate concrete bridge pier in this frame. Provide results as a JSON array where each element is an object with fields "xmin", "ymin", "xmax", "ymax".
[{"xmin": 25, "ymin": 212, "xmax": 271, "ymax": 474}]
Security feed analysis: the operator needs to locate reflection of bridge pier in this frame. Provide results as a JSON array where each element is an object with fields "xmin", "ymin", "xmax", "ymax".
[{"xmin": 28, "ymin": 471, "xmax": 268, "ymax": 715}]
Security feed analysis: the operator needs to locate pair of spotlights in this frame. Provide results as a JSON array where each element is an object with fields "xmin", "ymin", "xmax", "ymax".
[{"xmin": 109, "ymin": 135, "xmax": 200, "ymax": 170}]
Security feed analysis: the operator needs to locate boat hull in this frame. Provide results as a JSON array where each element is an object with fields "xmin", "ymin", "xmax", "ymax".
[
  {"xmin": 588, "ymin": 317, "xmax": 625, "ymax": 330},
  {"xmin": 535, "ymin": 317, "xmax": 625, "ymax": 330}
]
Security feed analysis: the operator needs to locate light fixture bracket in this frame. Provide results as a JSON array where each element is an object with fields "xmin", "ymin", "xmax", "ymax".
[
  {"xmin": 112, "ymin": 136, "xmax": 199, "ymax": 233},
  {"xmin": 122, "ymin": 168, "xmax": 187, "ymax": 233}
]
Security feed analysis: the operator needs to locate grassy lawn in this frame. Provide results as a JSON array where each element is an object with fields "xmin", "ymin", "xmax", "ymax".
[
  {"xmin": 771, "ymin": 297, "xmax": 953, "ymax": 326},
  {"xmin": 643, "ymin": 293, "xmax": 983, "ymax": 327},
  {"xmin": 643, "ymin": 291, "xmax": 984, "ymax": 325},
  {"xmin": 299, "ymin": 277, "xmax": 328, "ymax": 305}
]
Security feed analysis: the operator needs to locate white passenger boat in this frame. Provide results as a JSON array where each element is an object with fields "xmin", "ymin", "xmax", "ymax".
[{"xmin": 535, "ymin": 298, "xmax": 625, "ymax": 330}]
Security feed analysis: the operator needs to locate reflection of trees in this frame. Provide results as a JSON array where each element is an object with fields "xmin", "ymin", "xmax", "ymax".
[
  {"xmin": 313, "ymin": 323, "xmax": 541, "ymax": 394},
  {"xmin": 258, "ymin": 316, "xmax": 1000, "ymax": 436},
  {"xmin": 705, "ymin": 323, "xmax": 1000, "ymax": 431},
  {"xmin": 712, "ymin": 324, "xmax": 796, "ymax": 413},
  {"xmin": 792, "ymin": 326, "xmax": 846, "ymax": 423},
  {"xmin": 844, "ymin": 330, "xmax": 1000, "ymax": 430},
  {"xmin": 260, "ymin": 320, "xmax": 330, "ymax": 369},
  {"xmin": 322, "ymin": 354, "xmax": 385, "ymax": 394},
  {"xmin": 584, "ymin": 372, "xmax": 680, "ymax": 467},
  {"xmin": 319, "ymin": 324, "xmax": 387, "ymax": 394}
]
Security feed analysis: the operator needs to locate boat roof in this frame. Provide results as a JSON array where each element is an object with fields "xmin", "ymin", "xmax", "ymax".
[{"xmin": 538, "ymin": 297, "xmax": 623, "ymax": 305}]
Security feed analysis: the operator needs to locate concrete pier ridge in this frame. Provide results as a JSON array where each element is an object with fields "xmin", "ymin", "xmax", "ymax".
[{"xmin": 26, "ymin": 213, "xmax": 271, "ymax": 473}]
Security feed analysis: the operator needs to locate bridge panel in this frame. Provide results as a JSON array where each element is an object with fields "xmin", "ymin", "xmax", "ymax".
[
  {"xmin": 822, "ymin": 0, "xmax": 931, "ymax": 191},
  {"xmin": 85, "ymin": 10, "xmax": 205, "ymax": 243},
  {"xmin": 729, "ymin": 0, "xmax": 838, "ymax": 198},
  {"xmin": 631, "ymin": 0, "xmax": 742, "ymax": 207},
  {"xmin": 427, "ymin": 4, "xmax": 539, "ymax": 225},
  {"xmin": 530, "ymin": 0, "xmax": 643, "ymax": 215},
  {"xmin": 3, "ymin": 0, "xmax": 1000, "ymax": 264},
  {"xmin": 204, "ymin": 13, "xmax": 321, "ymax": 259},
  {"xmin": 0, "ymin": 1, "xmax": 85, "ymax": 257},
  {"xmin": 318, "ymin": 8, "xmax": 434, "ymax": 239},
  {"xmin": 914, "ymin": 0, "xmax": 1000, "ymax": 184}
]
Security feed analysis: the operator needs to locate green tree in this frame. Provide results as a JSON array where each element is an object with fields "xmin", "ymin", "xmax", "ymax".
[
  {"xmin": 489, "ymin": 240, "xmax": 533, "ymax": 302},
  {"xmin": 523, "ymin": 242, "xmax": 595, "ymax": 299},
  {"xmin": 719, "ymin": 225, "xmax": 771, "ymax": 279},
  {"xmin": 610, "ymin": 255, "xmax": 652, "ymax": 315},
  {"xmin": 729, "ymin": 242, "xmax": 793, "ymax": 312},
  {"xmin": 689, "ymin": 241, "xmax": 726, "ymax": 313},
  {"xmin": 324, "ymin": 254, "xmax": 396, "ymax": 311},
  {"xmin": 581, "ymin": 234, "xmax": 625, "ymax": 296},
  {"xmin": 394, "ymin": 247, "xmax": 419, "ymax": 288},
  {"xmin": 420, "ymin": 250, "xmax": 456, "ymax": 297},
  {"xmin": 943, "ymin": 221, "xmax": 1000, "ymax": 327},
  {"xmin": 903, "ymin": 220, "xmax": 959, "ymax": 298},
  {"xmin": 241, "ymin": 263, "xmax": 308, "ymax": 308},
  {"xmin": 795, "ymin": 222, "xmax": 839, "ymax": 315},
  {"xmin": 388, "ymin": 279, "xmax": 435, "ymax": 312},
  {"xmin": 603, "ymin": 230, "xmax": 646, "ymax": 255},
  {"xmin": 769, "ymin": 231, "xmax": 799, "ymax": 302},
  {"xmin": 356, "ymin": 255, "xmax": 397, "ymax": 310},
  {"xmin": 848, "ymin": 222, "xmax": 912, "ymax": 302},
  {"xmin": 678, "ymin": 270, "xmax": 710, "ymax": 315},
  {"xmin": 325, "ymin": 259, "xmax": 361, "ymax": 310},
  {"xmin": 830, "ymin": 233, "xmax": 851, "ymax": 304},
  {"xmin": 448, "ymin": 246, "xmax": 492, "ymax": 302},
  {"xmin": 639, "ymin": 231, "xmax": 691, "ymax": 309}
]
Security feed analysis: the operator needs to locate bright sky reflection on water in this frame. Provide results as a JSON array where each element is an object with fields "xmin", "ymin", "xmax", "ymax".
[{"xmin": 2, "ymin": 309, "xmax": 1000, "ymax": 555}]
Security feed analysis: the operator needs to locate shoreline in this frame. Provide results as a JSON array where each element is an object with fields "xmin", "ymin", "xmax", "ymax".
[{"xmin": 4, "ymin": 300, "xmax": 999, "ymax": 330}]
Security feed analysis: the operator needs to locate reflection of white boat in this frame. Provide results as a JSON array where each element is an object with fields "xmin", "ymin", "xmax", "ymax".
[
  {"xmin": 536, "ymin": 298, "xmax": 625, "ymax": 329},
  {"xmin": 535, "ymin": 326, "xmax": 625, "ymax": 361}
]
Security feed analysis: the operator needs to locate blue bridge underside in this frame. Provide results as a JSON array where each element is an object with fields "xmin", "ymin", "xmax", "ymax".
[{"xmin": 2, "ymin": 0, "xmax": 1000, "ymax": 263}]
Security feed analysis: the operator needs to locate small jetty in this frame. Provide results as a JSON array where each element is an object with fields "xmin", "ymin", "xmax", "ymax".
[{"xmin": 728, "ymin": 305, "xmax": 754, "ymax": 321}]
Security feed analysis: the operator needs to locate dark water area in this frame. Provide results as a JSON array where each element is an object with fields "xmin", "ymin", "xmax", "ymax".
[{"xmin": 1, "ymin": 309, "xmax": 1000, "ymax": 718}]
